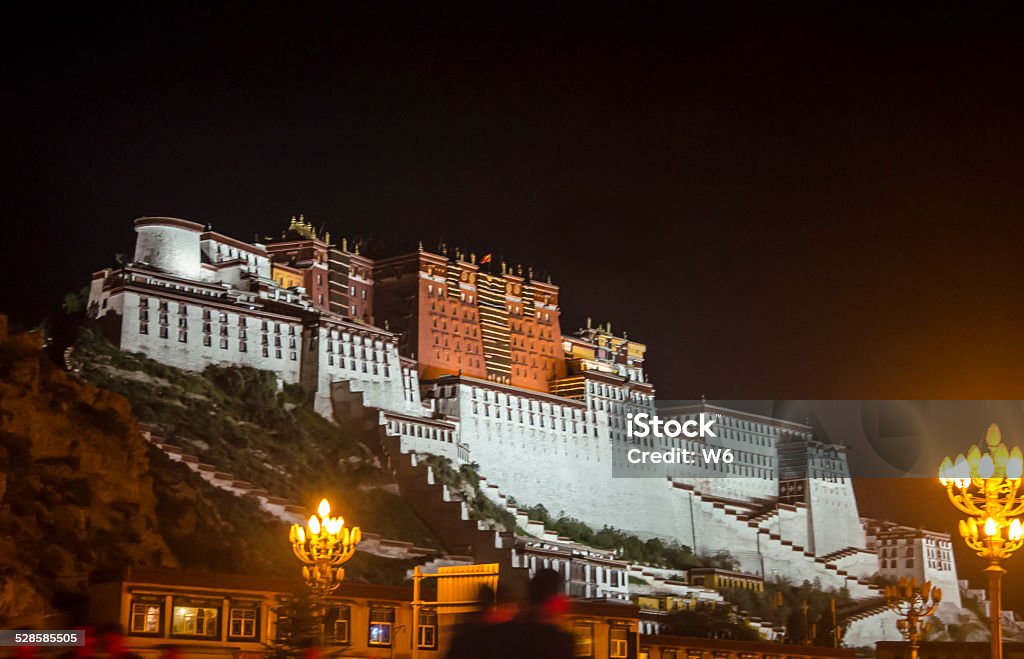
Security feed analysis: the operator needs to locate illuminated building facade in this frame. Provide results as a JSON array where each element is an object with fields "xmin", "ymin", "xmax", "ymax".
[{"xmin": 86, "ymin": 217, "xmax": 962, "ymax": 646}]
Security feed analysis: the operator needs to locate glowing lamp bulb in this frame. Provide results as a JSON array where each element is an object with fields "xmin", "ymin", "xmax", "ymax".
[
  {"xmin": 953, "ymin": 455, "xmax": 969, "ymax": 483},
  {"xmin": 1007, "ymin": 449, "xmax": 1023, "ymax": 479},
  {"xmin": 939, "ymin": 456, "xmax": 953, "ymax": 485},
  {"xmin": 297, "ymin": 525, "xmax": 305, "ymax": 543},
  {"xmin": 979, "ymin": 454, "xmax": 995, "ymax": 478},
  {"xmin": 1010, "ymin": 519, "xmax": 1023, "ymax": 541},
  {"xmin": 309, "ymin": 515, "xmax": 321, "ymax": 535},
  {"xmin": 318, "ymin": 498, "xmax": 331, "ymax": 518},
  {"xmin": 984, "ymin": 518, "xmax": 998, "ymax": 537}
]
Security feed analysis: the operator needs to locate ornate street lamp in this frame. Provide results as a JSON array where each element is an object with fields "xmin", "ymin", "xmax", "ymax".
[
  {"xmin": 939, "ymin": 423, "xmax": 1024, "ymax": 659},
  {"xmin": 884, "ymin": 577, "xmax": 941, "ymax": 659},
  {"xmin": 289, "ymin": 497, "xmax": 362, "ymax": 596}
]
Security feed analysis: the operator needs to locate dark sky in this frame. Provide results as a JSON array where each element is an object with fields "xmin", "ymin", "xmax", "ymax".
[{"xmin": 5, "ymin": 3, "xmax": 1024, "ymax": 600}]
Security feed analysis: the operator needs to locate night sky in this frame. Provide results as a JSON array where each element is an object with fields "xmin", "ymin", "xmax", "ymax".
[{"xmin": 5, "ymin": 4, "xmax": 1024, "ymax": 600}]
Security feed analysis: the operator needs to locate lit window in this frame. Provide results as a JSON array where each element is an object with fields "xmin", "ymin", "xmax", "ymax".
[
  {"xmin": 368, "ymin": 607, "xmax": 394, "ymax": 647},
  {"xmin": 130, "ymin": 602, "xmax": 162, "ymax": 634},
  {"xmin": 573, "ymin": 623, "xmax": 594, "ymax": 657},
  {"xmin": 172, "ymin": 604, "xmax": 219, "ymax": 637},
  {"xmin": 609, "ymin": 628, "xmax": 629, "ymax": 658}
]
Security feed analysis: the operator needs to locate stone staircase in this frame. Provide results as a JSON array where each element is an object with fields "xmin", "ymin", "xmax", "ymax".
[
  {"xmin": 330, "ymin": 381, "xmax": 532, "ymax": 593},
  {"xmin": 137, "ymin": 422, "xmax": 441, "ymax": 561},
  {"xmin": 670, "ymin": 481, "xmax": 884, "ymax": 601}
]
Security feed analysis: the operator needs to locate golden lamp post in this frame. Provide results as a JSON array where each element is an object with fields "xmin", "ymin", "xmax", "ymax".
[
  {"xmin": 884, "ymin": 577, "xmax": 942, "ymax": 659},
  {"xmin": 289, "ymin": 498, "xmax": 362, "ymax": 596},
  {"xmin": 939, "ymin": 423, "xmax": 1024, "ymax": 659}
]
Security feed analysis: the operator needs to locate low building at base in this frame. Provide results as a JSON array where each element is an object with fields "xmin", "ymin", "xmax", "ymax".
[{"xmin": 86, "ymin": 568, "xmax": 863, "ymax": 659}]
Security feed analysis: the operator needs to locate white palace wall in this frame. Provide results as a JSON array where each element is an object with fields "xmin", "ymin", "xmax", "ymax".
[{"xmin": 431, "ymin": 382, "xmax": 699, "ymax": 544}]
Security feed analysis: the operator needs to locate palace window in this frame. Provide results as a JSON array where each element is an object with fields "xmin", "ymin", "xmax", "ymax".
[
  {"xmin": 228, "ymin": 607, "xmax": 258, "ymax": 639},
  {"xmin": 204, "ymin": 335, "xmax": 212, "ymax": 347},
  {"xmin": 130, "ymin": 601, "xmax": 162, "ymax": 634},
  {"xmin": 140, "ymin": 323, "xmax": 149, "ymax": 335},
  {"xmin": 220, "ymin": 338, "xmax": 229, "ymax": 349},
  {"xmin": 368, "ymin": 607, "xmax": 394, "ymax": 647},
  {"xmin": 417, "ymin": 610, "xmax": 437, "ymax": 649},
  {"xmin": 178, "ymin": 330, "xmax": 187, "ymax": 343},
  {"xmin": 159, "ymin": 326, "xmax": 168, "ymax": 339}
]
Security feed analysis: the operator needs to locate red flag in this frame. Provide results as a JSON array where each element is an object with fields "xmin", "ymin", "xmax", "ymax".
[{"xmin": 480, "ymin": 254, "xmax": 492, "ymax": 264}]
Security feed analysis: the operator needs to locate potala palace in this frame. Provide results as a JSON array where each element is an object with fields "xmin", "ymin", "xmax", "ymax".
[{"xmin": 86, "ymin": 216, "xmax": 966, "ymax": 644}]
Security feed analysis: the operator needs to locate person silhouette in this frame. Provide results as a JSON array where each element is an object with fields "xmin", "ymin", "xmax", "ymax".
[{"xmin": 490, "ymin": 569, "xmax": 574, "ymax": 659}]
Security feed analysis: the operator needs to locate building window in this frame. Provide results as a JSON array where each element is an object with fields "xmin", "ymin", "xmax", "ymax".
[
  {"xmin": 140, "ymin": 323, "xmax": 149, "ymax": 335},
  {"xmin": 326, "ymin": 606, "xmax": 350, "ymax": 644},
  {"xmin": 171, "ymin": 603, "xmax": 219, "ymax": 637},
  {"xmin": 178, "ymin": 330, "xmax": 187, "ymax": 343},
  {"xmin": 417, "ymin": 610, "xmax": 437, "ymax": 649},
  {"xmin": 204, "ymin": 335, "xmax": 212, "ymax": 347},
  {"xmin": 130, "ymin": 601, "xmax": 162, "ymax": 635},
  {"xmin": 609, "ymin": 628, "xmax": 629, "ymax": 658},
  {"xmin": 228, "ymin": 607, "xmax": 258, "ymax": 639},
  {"xmin": 573, "ymin": 623, "xmax": 594, "ymax": 657},
  {"xmin": 220, "ymin": 338, "xmax": 229, "ymax": 349},
  {"xmin": 368, "ymin": 607, "xmax": 394, "ymax": 647},
  {"xmin": 240, "ymin": 341, "xmax": 248, "ymax": 353},
  {"xmin": 159, "ymin": 326, "xmax": 169, "ymax": 339}
]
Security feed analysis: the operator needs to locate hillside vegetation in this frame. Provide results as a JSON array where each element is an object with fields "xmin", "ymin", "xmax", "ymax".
[
  {"xmin": 0, "ymin": 318, "xmax": 436, "ymax": 625},
  {"xmin": 74, "ymin": 329, "xmax": 440, "ymax": 549}
]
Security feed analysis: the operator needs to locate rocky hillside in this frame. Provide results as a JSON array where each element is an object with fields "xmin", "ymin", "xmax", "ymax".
[
  {"xmin": 0, "ymin": 318, "xmax": 176, "ymax": 623},
  {"xmin": 0, "ymin": 317, "xmax": 436, "ymax": 626}
]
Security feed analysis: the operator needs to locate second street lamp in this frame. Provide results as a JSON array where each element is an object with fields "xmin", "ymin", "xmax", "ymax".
[{"xmin": 884, "ymin": 577, "xmax": 941, "ymax": 659}]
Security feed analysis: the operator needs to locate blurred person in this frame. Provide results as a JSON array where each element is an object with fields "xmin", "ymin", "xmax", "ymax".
[
  {"xmin": 491, "ymin": 569, "xmax": 574, "ymax": 659},
  {"xmin": 445, "ymin": 584, "xmax": 500, "ymax": 659}
]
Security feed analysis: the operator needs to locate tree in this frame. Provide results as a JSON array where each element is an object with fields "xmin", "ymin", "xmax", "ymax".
[{"xmin": 268, "ymin": 591, "xmax": 322, "ymax": 658}]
